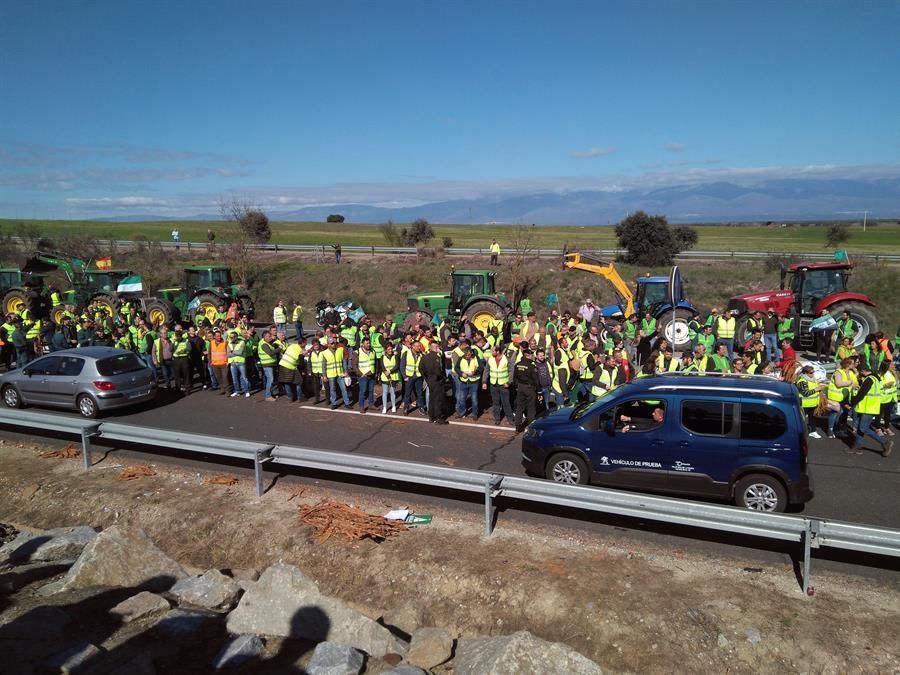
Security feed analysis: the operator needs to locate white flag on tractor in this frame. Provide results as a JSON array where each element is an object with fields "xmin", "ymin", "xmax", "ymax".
[{"xmin": 116, "ymin": 276, "xmax": 143, "ymax": 293}]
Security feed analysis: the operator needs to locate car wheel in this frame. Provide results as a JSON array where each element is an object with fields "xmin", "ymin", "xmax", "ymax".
[
  {"xmin": 77, "ymin": 394, "xmax": 99, "ymax": 419},
  {"xmin": 2, "ymin": 385, "xmax": 23, "ymax": 409},
  {"xmin": 546, "ymin": 452, "xmax": 589, "ymax": 485},
  {"xmin": 735, "ymin": 474, "xmax": 787, "ymax": 513}
]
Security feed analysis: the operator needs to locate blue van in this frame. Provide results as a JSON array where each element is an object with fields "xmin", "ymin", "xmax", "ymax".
[{"xmin": 521, "ymin": 374, "xmax": 814, "ymax": 512}]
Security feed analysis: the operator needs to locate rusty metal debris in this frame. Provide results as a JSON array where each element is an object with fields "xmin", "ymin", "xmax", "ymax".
[
  {"xmin": 299, "ymin": 499, "xmax": 407, "ymax": 543},
  {"xmin": 118, "ymin": 465, "xmax": 156, "ymax": 481},
  {"xmin": 206, "ymin": 475, "xmax": 239, "ymax": 486},
  {"xmin": 39, "ymin": 446, "xmax": 81, "ymax": 459}
]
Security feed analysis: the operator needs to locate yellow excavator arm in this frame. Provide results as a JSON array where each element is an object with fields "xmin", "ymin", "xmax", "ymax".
[{"xmin": 563, "ymin": 251, "xmax": 636, "ymax": 318}]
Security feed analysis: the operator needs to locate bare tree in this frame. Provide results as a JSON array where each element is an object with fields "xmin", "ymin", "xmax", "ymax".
[
  {"xmin": 219, "ymin": 199, "xmax": 266, "ymax": 286},
  {"xmin": 508, "ymin": 224, "xmax": 539, "ymax": 312}
]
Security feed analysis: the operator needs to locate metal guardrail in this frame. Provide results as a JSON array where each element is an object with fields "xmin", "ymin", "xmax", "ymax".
[
  {"xmin": 10, "ymin": 236, "xmax": 900, "ymax": 262},
  {"xmin": 0, "ymin": 408, "xmax": 898, "ymax": 592}
]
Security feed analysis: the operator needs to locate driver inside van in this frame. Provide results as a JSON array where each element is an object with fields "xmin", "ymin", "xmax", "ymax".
[{"xmin": 618, "ymin": 405, "xmax": 665, "ymax": 432}]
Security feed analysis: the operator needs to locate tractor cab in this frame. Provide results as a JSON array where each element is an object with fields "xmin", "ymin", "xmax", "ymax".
[
  {"xmin": 634, "ymin": 277, "xmax": 670, "ymax": 315},
  {"xmin": 83, "ymin": 269, "xmax": 133, "ymax": 294},
  {"xmin": 450, "ymin": 270, "xmax": 495, "ymax": 312},
  {"xmin": 781, "ymin": 264, "xmax": 850, "ymax": 315},
  {"xmin": 0, "ymin": 269, "xmax": 23, "ymax": 290},
  {"xmin": 184, "ymin": 266, "xmax": 234, "ymax": 294}
]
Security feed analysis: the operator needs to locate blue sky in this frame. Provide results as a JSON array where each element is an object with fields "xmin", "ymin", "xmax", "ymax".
[{"xmin": 1, "ymin": 0, "xmax": 898, "ymax": 218}]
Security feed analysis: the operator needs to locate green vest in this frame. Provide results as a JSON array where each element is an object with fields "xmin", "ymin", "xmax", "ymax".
[
  {"xmin": 797, "ymin": 375, "xmax": 819, "ymax": 408},
  {"xmin": 340, "ymin": 325, "xmax": 358, "ymax": 348},
  {"xmin": 641, "ymin": 318, "xmax": 656, "ymax": 335},
  {"xmin": 777, "ymin": 317, "xmax": 795, "ymax": 341},
  {"xmin": 711, "ymin": 354, "xmax": 730, "ymax": 372}
]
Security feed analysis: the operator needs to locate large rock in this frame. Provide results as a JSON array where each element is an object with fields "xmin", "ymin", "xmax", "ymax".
[
  {"xmin": 226, "ymin": 563, "xmax": 403, "ymax": 657},
  {"xmin": 454, "ymin": 631, "xmax": 603, "ymax": 675},
  {"xmin": 2, "ymin": 526, "xmax": 97, "ymax": 564},
  {"xmin": 305, "ymin": 641, "xmax": 365, "ymax": 675},
  {"xmin": 109, "ymin": 591, "xmax": 171, "ymax": 623},
  {"xmin": 54, "ymin": 525, "xmax": 185, "ymax": 593},
  {"xmin": 170, "ymin": 569, "xmax": 242, "ymax": 610},
  {"xmin": 211, "ymin": 634, "xmax": 264, "ymax": 670},
  {"xmin": 406, "ymin": 627, "xmax": 453, "ymax": 669}
]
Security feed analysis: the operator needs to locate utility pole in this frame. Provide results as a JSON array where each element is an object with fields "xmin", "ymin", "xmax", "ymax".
[{"xmin": 862, "ymin": 210, "xmax": 868, "ymax": 233}]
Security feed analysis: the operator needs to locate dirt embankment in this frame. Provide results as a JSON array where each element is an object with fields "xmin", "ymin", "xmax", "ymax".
[{"xmin": 0, "ymin": 442, "xmax": 898, "ymax": 673}]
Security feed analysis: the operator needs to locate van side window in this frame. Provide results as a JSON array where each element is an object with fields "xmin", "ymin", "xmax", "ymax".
[
  {"xmin": 681, "ymin": 400, "xmax": 735, "ymax": 436},
  {"xmin": 740, "ymin": 402, "xmax": 787, "ymax": 440}
]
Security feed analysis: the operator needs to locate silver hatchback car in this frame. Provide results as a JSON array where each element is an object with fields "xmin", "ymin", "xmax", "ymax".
[{"xmin": 0, "ymin": 347, "xmax": 157, "ymax": 418}]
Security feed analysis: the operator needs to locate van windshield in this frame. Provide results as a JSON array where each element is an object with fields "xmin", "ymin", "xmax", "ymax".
[{"xmin": 570, "ymin": 391, "xmax": 616, "ymax": 421}]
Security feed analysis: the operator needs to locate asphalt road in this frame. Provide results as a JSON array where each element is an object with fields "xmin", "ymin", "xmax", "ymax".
[{"xmin": 2, "ymin": 387, "xmax": 898, "ymax": 583}]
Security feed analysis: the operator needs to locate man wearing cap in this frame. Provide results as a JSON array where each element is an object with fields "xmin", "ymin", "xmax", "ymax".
[{"xmin": 850, "ymin": 364, "xmax": 893, "ymax": 456}]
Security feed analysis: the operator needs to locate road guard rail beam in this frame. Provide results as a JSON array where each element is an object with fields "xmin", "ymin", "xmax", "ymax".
[
  {"xmin": 1, "ymin": 409, "xmax": 898, "ymax": 592},
  {"xmin": 10, "ymin": 236, "xmax": 900, "ymax": 262}
]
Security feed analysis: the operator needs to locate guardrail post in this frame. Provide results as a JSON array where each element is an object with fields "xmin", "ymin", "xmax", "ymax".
[
  {"xmin": 484, "ymin": 474, "xmax": 504, "ymax": 537},
  {"xmin": 801, "ymin": 518, "xmax": 821, "ymax": 593},
  {"xmin": 80, "ymin": 425, "xmax": 100, "ymax": 470},
  {"xmin": 254, "ymin": 447, "xmax": 274, "ymax": 497}
]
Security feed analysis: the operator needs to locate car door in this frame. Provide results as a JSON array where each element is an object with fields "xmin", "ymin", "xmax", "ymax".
[
  {"xmin": 667, "ymin": 398, "xmax": 739, "ymax": 498},
  {"xmin": 583, "ymin": 398, "xmax": 670, "ymax": 490},
  {"xmin": 17, "ymin": 356, "xmax": 62, "ymax": 404},
  {"xmin": 42, "ymin": 356, "xmax": 86, "ymax": 408}
]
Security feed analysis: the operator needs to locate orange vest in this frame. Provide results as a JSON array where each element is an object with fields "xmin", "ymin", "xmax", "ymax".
[
  {"xmin": 209, "ymin": 339, "xmax": 228, "ymax": 366},
  {"xmin": 226, "ymin": 303, "xmax": 239, "ymax": 321}
]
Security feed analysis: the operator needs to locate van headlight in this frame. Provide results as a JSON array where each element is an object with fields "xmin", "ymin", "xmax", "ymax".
[{"xmin": 523, "ymin": 426, "xmax": 543, "ymax": 439}]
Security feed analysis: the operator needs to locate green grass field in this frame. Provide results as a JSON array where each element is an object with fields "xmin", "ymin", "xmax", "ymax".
[{"xmin": 2, "ymin": 218, "xmax": 899, "ymax": 254}]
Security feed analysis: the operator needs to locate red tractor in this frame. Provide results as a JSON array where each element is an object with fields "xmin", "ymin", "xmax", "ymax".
[{"xmin": 727, "ymin": 261, "xmax": 878, "ymax": 350}]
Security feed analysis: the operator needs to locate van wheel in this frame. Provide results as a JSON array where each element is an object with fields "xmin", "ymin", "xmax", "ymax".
[
  {"xmin": 546, "ymin": 452, "xmax": 589, "ymax": 485},
  {"xmin": 735, "ymin": 474, "xmax": 787, "ymax": 512}
]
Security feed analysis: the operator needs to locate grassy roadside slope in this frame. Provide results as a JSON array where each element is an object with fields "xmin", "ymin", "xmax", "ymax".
[{"xmin": 2, "ymin": 218, "xmax": 899, "ymax": 254}]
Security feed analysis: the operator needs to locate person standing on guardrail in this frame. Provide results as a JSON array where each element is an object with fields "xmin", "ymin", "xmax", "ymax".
[{"xmin": 489, "ymin": 239, "xmax": 500, "ymax": 266}]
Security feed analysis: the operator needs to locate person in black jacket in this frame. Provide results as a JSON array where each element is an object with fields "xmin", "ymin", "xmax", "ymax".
[
  {"xmin": 419, "ymin": 342, "xmax": 448, "ymax": 424},
  {"xmin": 513, "ymin": 346, "xmax": 540, "ymax": 431}
]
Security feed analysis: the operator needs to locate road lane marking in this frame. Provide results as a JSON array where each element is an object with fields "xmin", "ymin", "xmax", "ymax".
[{"xmin": 296, "ymin": 404, "xmax": 518, "ymax": 433}]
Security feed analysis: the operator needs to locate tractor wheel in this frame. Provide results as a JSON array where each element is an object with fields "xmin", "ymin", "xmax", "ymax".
[
  {"xmin": 2, "ymin": 289, "xmax": 33, "ymax": 317},
  {"xmin": 145, "ymin": 299, "xmax": 178, "ymax": 328},
  {"xmin": 50, "ymin": 305, "xmax": 68, "ymax": 324},
  {"xmin": 91, "ymin": 293, "xmax": 120, "ymax": 317},
  {"xmin": 466, "ymin": 300, "xmax": 504, "ymax": 335},
  {"xmin": 828, "ymin": 302, "xmax": 879, "ymax": 349},
  {"xmin": 194, "ymin": 292, "xmax": 220, "ymax": 324},
  {"xmin": 734, "ymin": 316, "xmax": 751, "ymax": 345},
  {"xmin": 402, "ymin": 309, "xmax": 432, "ymax": 333},
  {"xmin": 658, "ymin": 310, "xmax": 692, "ymax": 352}
]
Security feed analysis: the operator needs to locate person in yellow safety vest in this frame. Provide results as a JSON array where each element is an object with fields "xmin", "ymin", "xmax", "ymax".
[
  {"xmin": 379, "ymin": 343, "xmax": 400, "ymax": 414},
  {"xmin": 716, "ymin": 309, "xmax": 737, "ymax": 360},
  {"xmin": 354, "ymin": 336, "xmax": 377, "ymax": 413},
  {"xmin": 571, "ymin": 347, "xmax": 595, "ymax": 403},
  {"xmin": 170, "ymin": 326, "xmax": 193, "ymax": 395},
  {"xmin": 49, "ymin": 286, "xmax": 62, "ymax": 307},
  {"xmin": 680, "ymin": 353, "xmax": 699, "ymax": 374},
  {"xmin": 655, "ymin": 348, "xmax": 680, "ymax": 374},
  {"xmin": 692, "ymin": 345, "xmax": 710, "ymax": 374},
  {"xmin": 322, "ymin": 340, "xmax": 351, "ymax": 409},
  {"xmin": 590, "ymin": 354, "xmax": 620, "ymax": 399},
  {"xmin": 226, "ymin": 331, "xmax": 250, "ymax": 397},
  {"xmin": 850, "ymin": 365, "xmax": 893, "ymax": 456},
  {"xmin": 550, "ymin": 338, "xmax": 572, "ymax": 407},
  {"xmin": 796, "ymin": 365, "xmax": 822, "ymax": 438},
  {"xmin": 339, "ymin": 319, "xmax": 358, "ymax": 349},
  {"xmin": 291, "ymin": 300, "xmax": 304, "ymax": 341},
  {"xmin": 304, "ymin": 340, "xmax": 325, "ymax": 403},
  {"xmin": 489, "ymin": 239, "xmax": 501, "ymax": 266},
  {"xmin": 400, "ymin": 341, "xmax": 424, "ymax": 415},
  {"xmin": 876, "ymin": 361, "xmax": 897, "ymax": 437},
  {"xmin": 826, "ymin": 357, "xmax": 858, "ymax": 438},
  {"xmin": 710, "ymin": 343, "xmax": 731, "ymax": 373},
  {"xmin": 481, "ymin": 344, "xmax": 513, "ymax": 425},
  {"xmin": 454, "ymin": 346, "xmax": 482, "ymax": 419},
  {"xmin": 519, "ymin": 311, "xmax": 540, "ymax": 343},
  {"xmin": 635, "ymin": 361, "xmax": 655, "ymax": 379},
  {"xmin": 273, "ymin": 300, "xmax": 287, "ymax": 334},
  {"xmin": 257, "ymin": 332, "xmax": 281, "ymax": 401}
]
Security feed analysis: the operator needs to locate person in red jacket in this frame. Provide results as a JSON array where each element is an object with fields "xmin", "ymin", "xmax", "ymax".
[{"xmin": 778, "ymin": 339, "xmax": 797, "ymax": 368}]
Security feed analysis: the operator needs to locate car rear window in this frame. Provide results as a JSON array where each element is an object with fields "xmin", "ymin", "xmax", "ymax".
[
  {"xmin": 740, "ymin": 402, "xmax": 787, "ymax": 440},
  {"xmin": 96, "ymin": 353, "xmax": 146, "ymax": 376},
  {"xmin": 681, "ymin": 400, "xmax": 735, "ymax": 436}
]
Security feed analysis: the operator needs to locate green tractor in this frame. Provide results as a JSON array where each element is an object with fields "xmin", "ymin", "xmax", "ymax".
[
  {"xmin": 399, "ymin": 268, "xmax": 513, "ymax": 333},
  {"xmin": 0, "ymin": 266, "xmax": 52, "ymax": 319},
  {"xmin": 144, "ymin": 264, "xmax": 254, "ymax": 327}
]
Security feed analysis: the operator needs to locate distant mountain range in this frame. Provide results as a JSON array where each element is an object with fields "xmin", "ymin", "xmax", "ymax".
[{"xmin": 98, "ymin": 177, "xmax": 900, "ymax": 224}]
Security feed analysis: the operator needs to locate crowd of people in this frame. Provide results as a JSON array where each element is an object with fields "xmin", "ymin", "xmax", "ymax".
[{"xmin": 0, "ymin": 294, "xmax": 895, "ymax": 452}]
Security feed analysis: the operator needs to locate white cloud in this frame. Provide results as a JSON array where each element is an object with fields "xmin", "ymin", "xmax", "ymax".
[
  {"xmin": 665, "ymin": 142, "xmax": 687, "ymax": 152},
  {"xmin": 569, "ymin": 146, "xmax": 617, "ymax": 159}
]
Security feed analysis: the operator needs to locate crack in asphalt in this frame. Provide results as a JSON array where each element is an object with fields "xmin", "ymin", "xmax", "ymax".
[{"xmin": 477, "ymin": 434, "xmax": 519, "ymax": 471}]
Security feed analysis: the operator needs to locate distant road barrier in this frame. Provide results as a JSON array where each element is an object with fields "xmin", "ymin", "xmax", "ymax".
[
  {"xmin": 10, "ymin": 236, "xmax": 900, "ymax": 262},
  {"xmin": 1, "ymin": 407, "xmax": 898, "ymax": 593}
]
